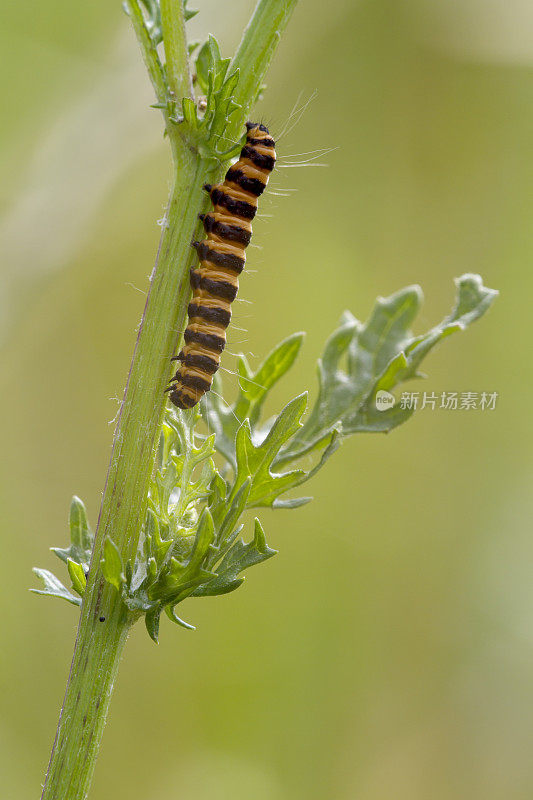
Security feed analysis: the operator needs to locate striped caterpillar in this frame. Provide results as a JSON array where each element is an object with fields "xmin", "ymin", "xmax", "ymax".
[{"xmin": 167, "ymin": 122, "xmax": 276, "ymax": 410}]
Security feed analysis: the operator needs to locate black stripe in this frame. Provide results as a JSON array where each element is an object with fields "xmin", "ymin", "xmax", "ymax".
[
  {"xmin": 195, "ymin": 241, "xmax": 245, "ymax": 272},
  {"xmin": 201, "ymin": 215, "xmax": 251, "ymax": 245},
  {"xmin": 179, "ymin": 372, "xmax": 212, "ymax": 393},
  {"xmin": 190, "ymin": 267, "xmax": 201, "ymax": 289},
  {"xmin": 169, "ymin": 389, "xmax": 197, "ymax": 409},
  {"xmin": 200, "ymin": 276, "xmax": 238, "ymax": 301},
  {"xmin": 240, "ymin": 145, "xmax": 276, "ymax": 171},
  {"xmin": 184, "ymin": 328, "xmax": 226, "ymax": 352},
  {"xmin": 188, "ymin": 302, "xmax": 231, "ymax": 327},
  {"xmin": 226, "ymin": 168, "xmax": 266, "ymax": 197},
  {"xmin": 182, "ymin": 353, "xmax": 220, "ymax": 374},
  {"xmin": 211, "ymin": 188, "xmax": 256, "ymax": 220},
  {"xmin": 247, "ymin": 136, "xmax": 275, "ymax": 148}
]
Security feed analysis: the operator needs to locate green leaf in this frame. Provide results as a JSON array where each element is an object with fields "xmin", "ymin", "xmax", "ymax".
[
  {"xmin": 31, "ymin": 569, "xmax": 81, "ymax": 607},
  {"xmin": 138, "ymin": 0, "xmax": 163, "ymax": 45},
  {"xmin": 183, "ymin": 0, "xmax": 198, "ymax": 22},
  {"xmin": 154, "ymin": 508, "xmax": 216, "ymax": 602},
  {"xmin": 209, "ymin": 478, "xmax": 251, "ymax": 557},
  {"xmin": 194, "ymin": 34, "xmax": 241, "ymax": 141},
  {"xmin": 144, "ymin": 507, "xmax": 173, "ymax": 565},
  {"xmin": 204, "ymin": 334, "xmax": 305, "ymax": 469},
  {"xmin": 196, "ymin": 34, "xmax": 227, "ymax": 99},
  {"xmin": 202, "ymin": 372, "xmax": 239, "ymax": 467},
  {"xmin": 111, "ymin": 275, "xmax": 496, "ymax": 640},
  {"xmin": 236, "ymin": 332, "xmax": 305, "ymax": 425},
  {"xmin": 447, "ymin": 273, "xmax": 497, "ymax": 326},
  {"xmin": 164, "ymin": 604, "xmax": 196, "ymax": 630},
  {"xmin": 188, "ymin": 39, "xmax": 201, "ymax": 56},
  {"xmin": 193, "ymin": 519, "xmax": 276, "ymax": 597},
  {"xmin": 67, "ymin": 559, "xmax": 87, "ymax": 597},
  {"xmin": 69, "ymin": 495, "xmax": 93, "ymax": 552},
  {"xmin": 233, "ymin": 393, "xmax": 308, "ymax": 508},
  {"xmin": 274, "ymin": 427, "xmax": 342, "ymax": 506},
  {"xmin": 145, "ymin": 604, "xmax": 161, "ymax": 643},
  {"xmin": 51, "ymin": 496, "xmax": 94, "ymax": 571},
  {"xmin": 101, "ymin": 538, "xmax": 124, "ymax": 591},
  {"xmin": 347, "ymin": 274, "xmax": 499, "ymax": 433},
  {"xmin": 207, "ymin": 34, "xmax": 221, "ymax": 66},
  {"xmin": 273, "ymin": 495, "xmax": 312, "ymax": 509},
  {"xmin": 284, "ymin": 274, "xmax": 498, "ymax": 458},
  {"xmin": 181, "ymin": 96, "xmax": 198, "ymax": 127},
  {"xmin": 195, "ymin": 39, "xmax": 211, "ymax": 93},
  {"xmin": 188, "ymin": 507, "xmax": 215, "ymax": 569}
]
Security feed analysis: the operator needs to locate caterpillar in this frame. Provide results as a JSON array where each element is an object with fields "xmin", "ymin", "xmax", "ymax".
[{"xmin": 166, "ymin": 122, "xmax": 276, "ymax": 410}]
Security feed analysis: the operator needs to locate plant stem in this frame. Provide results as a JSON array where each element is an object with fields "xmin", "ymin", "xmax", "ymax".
[
  {"xmin": 227, "ymin": 0, "xmax": 298, "ymax": 141},
  {"xmin": 41, "ymin": 1, "xmax": 297, "ymax": 797},
  {"xmin": 160, "ymin": 0, "xmax": 193, "ymax": 102},
  {"xmin": 126, "ymin": 0, "xmax": 167, "ymax": 107},
  {"xmin": 41, "ymin": 146, "xmax": 212, "ymax": 800}
]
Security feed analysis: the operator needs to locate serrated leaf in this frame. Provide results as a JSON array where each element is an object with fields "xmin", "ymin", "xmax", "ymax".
[
  {"xmin": 31, "ymin": 569, "xmax": 81, "ymax": 607},
  {"xmin": 283, "ymin": 274, "xmax": 497, "ymax": 457},
  {"xmin": 144, "ymin": 507, "xmax": 173, "ymax": 563},
  {"xmin": 195, "ymin": 34, "xmax": 240, "ymax": 140},
  {"xmin": 154, "ymin": 509, "xmax": 216, "ymax": 602},
  {"xmin": 67, "ymin": 559, "xmax": 87, "ymax": 597},
  {"xmin": 346, "ymin": 274, "xmax": 498, "ymax": 433},
  {"xmin": 233, "ymin": 394, "xmax": 308, "ymax": 508},
  {"xmin": 239, "ymin": 393, "xmax": 307, "ymax": 476},
  {"xmin": 101, "ymin": 538, "xmax": 124, "ymax": 591},
  {"xmin": 117, "ymin": 275, "xmax": 495, "ymax": 641},
  {"xmin": 196, "ymin": 35, "xmax": 227, "ymax": 100},
  {"xmin": 193, "ymin": 519, "xmax": 276, "ymax": 597}
]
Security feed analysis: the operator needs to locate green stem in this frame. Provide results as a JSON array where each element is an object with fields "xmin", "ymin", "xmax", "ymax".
[
  {"xmin": 40, "ymin": 0, "xmax": 297, "ymax": 797},
  {"xmin": 126, "ymin": 0, "xmax": 167, "ymax": 107},
  {"xmin": 227, "ymin": 0, "xmax": 298, "ymax": 141},
  {"xmin": 41, "ymin": 145, "xmax": 212, "ymax": 800},
  {"xmin": 160, "ymin": 0, "xmax": 193, "ymax": 103}
]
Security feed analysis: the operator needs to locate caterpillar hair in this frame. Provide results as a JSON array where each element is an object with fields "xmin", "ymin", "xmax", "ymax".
[{"xmin": 167, "ymin": 122, "xmax": 276, "ymax": 409}]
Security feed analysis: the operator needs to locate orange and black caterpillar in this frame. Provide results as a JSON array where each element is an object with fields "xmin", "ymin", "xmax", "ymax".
[{"xmin": 167, "ymin": 122, "xmax": 276, "ymax": 410}]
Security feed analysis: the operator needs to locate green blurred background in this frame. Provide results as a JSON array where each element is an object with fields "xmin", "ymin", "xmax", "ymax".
[{"xmin": 1, "ymin": 0, "xmax": 530, "ymax": 797}]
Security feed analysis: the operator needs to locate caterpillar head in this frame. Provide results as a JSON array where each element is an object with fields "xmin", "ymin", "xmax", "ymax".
[{"xmin": 245, "ymin": 122, "xmax": 274, "ymax": 142}]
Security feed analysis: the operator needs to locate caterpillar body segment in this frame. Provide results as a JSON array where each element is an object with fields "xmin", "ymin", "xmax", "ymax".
[{"xmin": 168, "ymin": 123, "xmax": 276, "ymax": 410}]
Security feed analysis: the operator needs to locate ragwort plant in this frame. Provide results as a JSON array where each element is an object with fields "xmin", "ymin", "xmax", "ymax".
[{"xmin": 32, "ymin": 1, "xmax": 498, "ymax": 798}]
